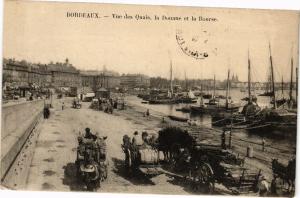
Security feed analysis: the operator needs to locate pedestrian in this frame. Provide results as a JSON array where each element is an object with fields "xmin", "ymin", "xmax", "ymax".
[
  {"xmin": 113, "ymin": 100, "xmax": 118, "ymax": 109},
  {"xmin": 221, "ymin": 129, "xmax": 226, "ymax": 149},
  {"xmin": 46, "ymin": 105, "xmax": 50, "ymax": 118},
  {"xmin": 271, "ymin": 174, "xmax": 282, "ymax": 196},
  {"xmin": 62, "ymin": 102, "xmax": 65, "ymax": 110},
  {"xmin": 43, "ymin": 106, "xmax": 48, "ymax": 119},
  {"xmin": 122, "ymin": 101, "xmax": 125, "ymax": 110},
  {"xmin": 262, "ymin": 137, "xmax": 266, "ymax": 152},
  {"xmin": 258, "ymin": 175, "xmax": 269, "ymax": 196},
  {"xmin": 146, "ymin": 109, "xmax": 150, "ymax": 117}
]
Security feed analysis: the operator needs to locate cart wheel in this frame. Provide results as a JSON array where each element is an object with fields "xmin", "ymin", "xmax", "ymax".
[
  {"xmin": 193, "ymin": 163, "xmax": 215, "ymax": 193},
  {"xmin": 86, "ymin": 181, "xmax": 97, "ymax": 191}
]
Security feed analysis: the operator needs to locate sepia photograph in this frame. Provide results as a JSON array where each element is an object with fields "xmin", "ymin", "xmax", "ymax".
[{"xmin": 1, "ymin": 0, "xmax": 299, "ymax": 197}]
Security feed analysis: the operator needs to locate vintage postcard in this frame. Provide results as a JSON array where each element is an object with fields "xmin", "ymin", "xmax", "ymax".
[{"xmin": 1, "ymin": 0, "xmax": 299, "ymax": 197}]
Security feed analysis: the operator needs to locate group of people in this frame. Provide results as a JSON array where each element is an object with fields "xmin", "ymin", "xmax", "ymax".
[
  {"xmin": 132, "ymin": 131, "xmax": 157, "ymax": 148},
  {"xmin": 96, "ymin": 98, "xmax": 114, "ymax": 113},
  {"xmin": 72, "ymin": 98, "xmax": 81, "ymax": 108},
  {"xmin": 122, "ymin": 131, "xmax": 157, "ymax": 153}
]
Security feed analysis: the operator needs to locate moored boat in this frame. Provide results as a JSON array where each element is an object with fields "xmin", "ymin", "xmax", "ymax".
[
  {"xmin": 212, "ymin": 50, "xmax": 260, "ymax": 127},
  {"xmin": 246, "ymin": 108, "xmax": 297, "ymax": 135},
  {"xmin": 168, "ymin": 115, "xmax": 189, "ymax": 122},
  {"xmin": 246, "ymin": 44, "xmax": 297, "ymax": 135},
  {"xmin": 176, "ymin": 106, "xmax": 191, "ymax": 113},
  {"xmin": 148, "ymin": 98, "xmax": 177, "ymax": 104},
  {"xmin": 191, "ymin": 70, "xmax": 240, "ymax": 115}
]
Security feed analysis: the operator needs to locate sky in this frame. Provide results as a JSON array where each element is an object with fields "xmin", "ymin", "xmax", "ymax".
[{"xmin": 3, "ymin": 1, "xmax": 300, "ymax": 82}]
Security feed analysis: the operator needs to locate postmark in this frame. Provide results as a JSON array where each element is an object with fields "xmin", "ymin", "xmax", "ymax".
[{"xmin": 176, "ymin": 29, "xmax": 210, "ymax": 60}]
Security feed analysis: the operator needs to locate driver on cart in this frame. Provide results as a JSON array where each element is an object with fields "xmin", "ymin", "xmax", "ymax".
[
  {"xmin": 132, "ymin": 131, "xmax": 143, "ymax": 147},
  {"xmin": 77, "ymin": 128, "xmax": 98, "ymax": 158},
  {"xmin": 84, "ymin": 128, "xmax": 97, "ymax": 140}
]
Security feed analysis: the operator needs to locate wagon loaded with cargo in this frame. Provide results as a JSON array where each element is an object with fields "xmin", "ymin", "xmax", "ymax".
[
  {"xmin": 157, "ymin": 126, "xmax": 262, "ymax": 194},
  {"xmin": 121, "ymin": 134, "xmax": 164, "ymax": 177}
]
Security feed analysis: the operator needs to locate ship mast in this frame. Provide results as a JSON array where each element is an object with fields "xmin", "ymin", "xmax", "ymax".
[
  {"xmin": 213, "ymin": 74, "xmax": 216, "ymax": 98},
  {"xmin": 248, "ymin": 49, "xmax": 252, "ymax": 103},
  {"xmin": 170, "ymin": 59, "xmax": 173, "ymax": 96},
  {"xmin": 269, "ymin": 43, "xmax": 277, "ymax": 109},
  {"xmin": 281, "ymin": 76, "xmax": 284, "ymax": 96},
  {"xmin": 296, "ymin": 43, "xmax": 299, "ymax": 106},
  {"xmin": 226, "ymin": 69, "xmax": 230, "ymax": 109},
  {"xmin": 289, "ymin": 57, "xmax": 294, "ymax": 102},
  {"xmin": 185, "ymin": 70, "xmax": 188, "ymax": 90},
  {"xmin": 296, "ymin": 66, "xmax": 298, "ymax": 105}
]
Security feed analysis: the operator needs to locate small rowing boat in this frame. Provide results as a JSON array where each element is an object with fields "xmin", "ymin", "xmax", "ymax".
[{"xmin": 168, "ymin": 115, "xmax": 188, "ymax": 122}]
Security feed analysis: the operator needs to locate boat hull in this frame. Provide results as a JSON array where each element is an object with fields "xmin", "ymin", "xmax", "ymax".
[
  {"xmin": 190, "ymin": 105, "xmax": 240, "ymax": 115},
  {"xmin": 148, "ymin": 99, "xmax": 177, "ymax": 104},
  {"xmin": 247, "ymin": 121, "xmax": 297, "ymax": 137},
  {"xmin": 211, "ymin": 112, "xmax": 246, "ymax": 127},
  {"xmin": 168, "ymin": 115, "xmax": 188, "ymax": 122}
]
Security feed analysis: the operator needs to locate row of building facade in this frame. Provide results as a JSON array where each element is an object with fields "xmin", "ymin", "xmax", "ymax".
[
  {"xmin": 2, "ymin": 58, "xmax": 151, "ymax": 93},
  {"xmin": 3, "ymin": 58, "xmax": 295, "ymax": 95}
]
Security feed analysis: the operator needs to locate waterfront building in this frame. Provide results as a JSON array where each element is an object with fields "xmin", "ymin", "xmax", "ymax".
[
  {"xmin": 3, "ymin": 59, "xmax": 30, "ymax": 88},
  {"xmin": 120, "ymin": 74, "xmax": 150, "ymax": 90},
  {"xmin": 3, "ymin": 59, "xmax": 53, "ymax": 98},
  {"xmin": 27, "ymin": 64, "xmax": 52, "ymax": 88},
  {"xmin": 47, "ymin": 59, "xmax": 80, "ymax": 88},
  {"xmin": 80, "ymin": 70, "xmax": 120, "ymax": 92}
]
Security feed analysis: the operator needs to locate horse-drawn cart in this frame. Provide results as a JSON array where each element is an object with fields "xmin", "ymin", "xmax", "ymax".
[
  {"xmin": 75, "ymin": 136, "xmax": 108, "ymax": 191},
  {"xmin": 157, "ymin": 126, "xmax": 262, "ymax": 195},
  {"xmin": 171, "ymin": 144, "xmax": 261, "ymax": 194},
  {"xmin": 121, "ymin": 135, "xmax": 163, "ymax": 178}
]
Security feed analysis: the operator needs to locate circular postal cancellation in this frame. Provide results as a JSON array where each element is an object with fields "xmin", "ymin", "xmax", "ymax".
[{"xmin": 176, "ymin": 29, "xmax": 216, "ymax": 60}]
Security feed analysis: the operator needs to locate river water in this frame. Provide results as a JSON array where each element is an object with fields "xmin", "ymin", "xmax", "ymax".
[{"xmin": 126, "ymin": 89, "xmax": 297, "ymax": 150}]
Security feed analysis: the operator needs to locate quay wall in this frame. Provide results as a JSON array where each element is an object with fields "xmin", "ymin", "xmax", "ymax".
[{"xmin": 1, "ymin": 100, "xmax": 44, "ymax": 183}]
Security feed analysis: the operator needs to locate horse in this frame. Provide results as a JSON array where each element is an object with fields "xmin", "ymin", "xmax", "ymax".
[
  {"xmin": 122, "ymin": 135, "xmax": 132, "ymax": 168},
  {"xmin": 158, "ymin": 126, "xmax": 194, "ymax": 162},
  {"xmin": 271, "ymin": 158, "xmax": 295, "ymax": 192}
]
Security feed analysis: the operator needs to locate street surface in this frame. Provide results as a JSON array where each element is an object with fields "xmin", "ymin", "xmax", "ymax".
[{"xmin": 26, "ymin": 98, "xmax": 193, "ymax": 194}]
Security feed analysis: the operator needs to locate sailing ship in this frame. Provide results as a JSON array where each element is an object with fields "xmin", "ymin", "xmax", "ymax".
[
  {"xmin": 270, "ymin": 76, "xmax": 287, "ymax": 106},
  {"xmin": 212, "ymin": 51, "xmax": 260, "ymax": 126},
  {"xmin": 149, "ymin": 59, "xmax": 197, "ymax": 104},
  {"xmin": 288, "ymin": 65, "xmax": 298, "ymax": 112},
  {"xmin": 191, "ymin": 70, "xmax": 240, "ymax": 114},
  {"xmin": 258, "ymin": 67, "xmax": 274, "ymax": 96},
  {"xmin": 246, "ymin": 44, "xmax": 297, "ymax": 134},
  {"xmin": 175, "ymin": 72, "xmax": 197, "ymax": 103},
  {"xmin": 202, "ymin": 83, "xmax": 213, "ymax": 99},
  {"xmin": 148, "ymin": 59, "xmax": 177, "ymax": 104}
]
